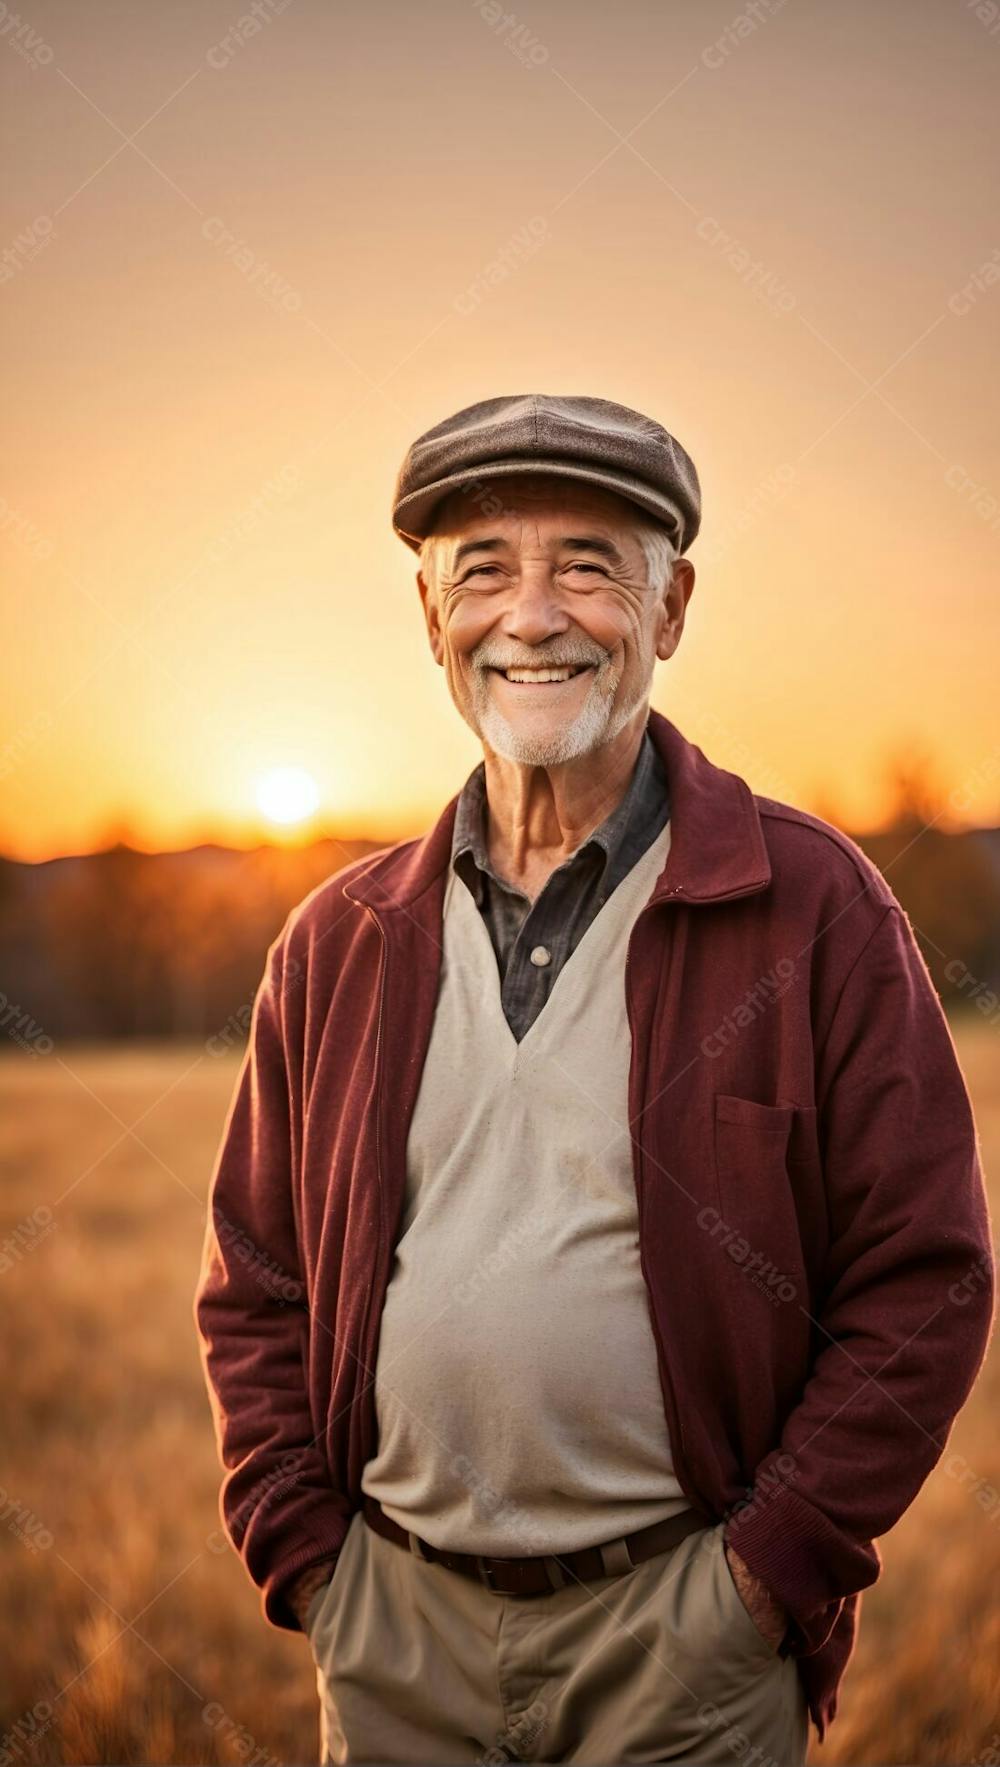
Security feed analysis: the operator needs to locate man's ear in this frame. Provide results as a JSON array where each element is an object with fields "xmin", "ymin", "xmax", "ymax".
[
  {"xmin": 417, "ymin": 570, "xmax": 444, "ymax": 665},
  {"xmin": 655, "ymin": 558, "xmax": 695, "ymax": 662}
]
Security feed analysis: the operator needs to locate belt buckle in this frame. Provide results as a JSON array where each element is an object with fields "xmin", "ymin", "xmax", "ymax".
[{"xmin": 476, "ymin": 1555, "xmax": 507, "ymax": 1592}]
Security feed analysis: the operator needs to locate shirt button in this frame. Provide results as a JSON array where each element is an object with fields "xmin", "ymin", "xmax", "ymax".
[{"xmin": 529, "ymin": 945, "xmax": 552, "ymax": 967}]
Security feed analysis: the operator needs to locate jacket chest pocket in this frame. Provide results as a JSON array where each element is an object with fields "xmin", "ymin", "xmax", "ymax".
[{"xmin": 710, "ymin": 1094, "xmax": 811, "ymax": 1310}]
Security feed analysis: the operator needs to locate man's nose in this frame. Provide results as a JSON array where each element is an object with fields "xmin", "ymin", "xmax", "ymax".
[{"xmin": 501, "ymin": 564, "xmax": 570, "ymax": 645}]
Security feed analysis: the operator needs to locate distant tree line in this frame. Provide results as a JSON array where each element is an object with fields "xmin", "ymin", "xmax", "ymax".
[
  {"xmin": 0, "ymin": 805, "xmax": 998, "ymax": 1049},
  {"xmin": 0, "ymin": 838, "xmax": 381, "ymax": 1046}
]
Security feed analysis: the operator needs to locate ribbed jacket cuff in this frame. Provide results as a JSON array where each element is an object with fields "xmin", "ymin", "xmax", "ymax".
[
  {"xmin": 258, "ymin": 1510, "xmax": 353, "ymax": 1632},
  {"xmin": 722, "ymin": 1483, "xmax": 879, "ymax": 1656}
]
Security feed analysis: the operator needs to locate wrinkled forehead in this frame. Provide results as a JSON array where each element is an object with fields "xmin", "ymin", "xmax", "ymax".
[{"xmin": 428, "ymin": 471, "xmax": 643, "ymax": 542}]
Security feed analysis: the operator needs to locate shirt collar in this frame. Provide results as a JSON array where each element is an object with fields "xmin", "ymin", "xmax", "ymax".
[
  {"xmin": 343, "ymin": 708, "xmax": 772, "ymax": 913},
  {"xmin": 450, "ymin": 726, "xmax": 668, "ymax": 904}
]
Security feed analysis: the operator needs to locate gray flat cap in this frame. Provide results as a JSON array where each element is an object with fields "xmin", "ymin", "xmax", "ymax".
[{"xmin": 391, "ymin": 393, "xmax": 701, "ymax": 554}]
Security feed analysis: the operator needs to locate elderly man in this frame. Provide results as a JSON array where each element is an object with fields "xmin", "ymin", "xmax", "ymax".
[{"xmin": 194, "ymin": 394, "xmax": 995, "ymax": 1766}]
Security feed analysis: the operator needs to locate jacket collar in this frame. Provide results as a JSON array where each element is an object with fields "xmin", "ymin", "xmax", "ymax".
[{"xmin": 342, "ymin": 706, "xmax": 772, "ymax": 912}]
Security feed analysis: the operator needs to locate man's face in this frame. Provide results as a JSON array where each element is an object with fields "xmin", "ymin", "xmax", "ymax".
[{"xmin": 416, "ymin": 474, "xmax": 694, "ymax": 766}]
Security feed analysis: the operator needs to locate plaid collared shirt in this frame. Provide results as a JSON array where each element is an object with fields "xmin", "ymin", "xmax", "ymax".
[{"xmin": 451, "ymin": 726, "xmax": 671, "ymax": 1043}]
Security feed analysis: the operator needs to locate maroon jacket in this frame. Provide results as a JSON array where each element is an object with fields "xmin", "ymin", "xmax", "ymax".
[{"xmin": 194, "ymin": 708, "xmax": 995, "ymax": 1743}]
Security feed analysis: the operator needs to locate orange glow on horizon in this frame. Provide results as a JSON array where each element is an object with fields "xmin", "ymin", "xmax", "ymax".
[{"xmin": 3, "ymin": 3, "xmax": 998, "ymax": 863}]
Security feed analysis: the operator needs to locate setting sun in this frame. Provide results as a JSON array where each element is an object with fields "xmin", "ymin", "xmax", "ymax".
[{"xmin": 255, "ymin": 766, "xmax": 322, "ymax": 828}]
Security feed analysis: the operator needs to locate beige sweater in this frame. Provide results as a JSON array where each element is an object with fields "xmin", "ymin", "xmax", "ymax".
[{"xmin": 360, "ymin": 814, "xmax": 690, "ymax": 1554}]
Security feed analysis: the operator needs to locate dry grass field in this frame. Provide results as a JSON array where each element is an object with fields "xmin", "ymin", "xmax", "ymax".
[{"xmin": 1, "ymin": 1025, "xmax": 998, "ymax": 1766}]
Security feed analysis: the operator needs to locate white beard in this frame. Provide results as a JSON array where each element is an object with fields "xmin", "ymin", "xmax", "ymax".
[{"xmin": 470, "ymin": 659, "xmax": 652, "ymax": 767}]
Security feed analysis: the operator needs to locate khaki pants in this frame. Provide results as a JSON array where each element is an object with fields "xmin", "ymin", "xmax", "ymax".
[{"xmin": 305, "ymin": 1511, "xmax": 810, "ymax": 1765}]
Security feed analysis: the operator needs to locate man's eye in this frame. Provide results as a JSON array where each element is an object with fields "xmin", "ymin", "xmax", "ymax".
[{"xmin": 461, "ymin": 561, "xmax": 606, "ymax": 581}]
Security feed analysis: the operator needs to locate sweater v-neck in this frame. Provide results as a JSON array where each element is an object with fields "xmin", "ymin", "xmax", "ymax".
[{"xmin": 442, "ymin": 816, "xmax": 673, "ymax": 1069}]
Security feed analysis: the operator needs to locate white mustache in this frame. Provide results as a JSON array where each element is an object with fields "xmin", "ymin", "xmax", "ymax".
[{"xmin": 475, "ymin": 653, "xmax": 605, "ymax": 670}]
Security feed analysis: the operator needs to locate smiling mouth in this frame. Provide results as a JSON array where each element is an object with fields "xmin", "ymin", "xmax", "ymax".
[{"xmin": 489, "ymin": 664, "xmax": 595, "ymax": 684}]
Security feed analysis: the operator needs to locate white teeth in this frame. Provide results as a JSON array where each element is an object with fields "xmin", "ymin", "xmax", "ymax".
[{"xmin": 502, "ymin": 666, "xmax": 584, "ymax": 683}]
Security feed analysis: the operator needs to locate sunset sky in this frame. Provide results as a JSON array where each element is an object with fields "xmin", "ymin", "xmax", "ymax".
[{"xmin": 4, "ymin": 0, "xmax": 999, "ymax": 860}]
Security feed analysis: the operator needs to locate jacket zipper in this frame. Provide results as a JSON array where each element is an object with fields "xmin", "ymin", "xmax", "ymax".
[
  {"xmin": 624, "ymin": 877, "xmax": 769, "ymax": 1522},
  {"xmin": 356, "ymin": 904, "xmax": 387, "ymax": 1470}
]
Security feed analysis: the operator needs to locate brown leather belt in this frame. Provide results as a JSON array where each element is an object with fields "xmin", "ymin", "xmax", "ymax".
[{"xmin": 362, "ymin": 1495, "xmax": 710, "ymax": 1597}]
